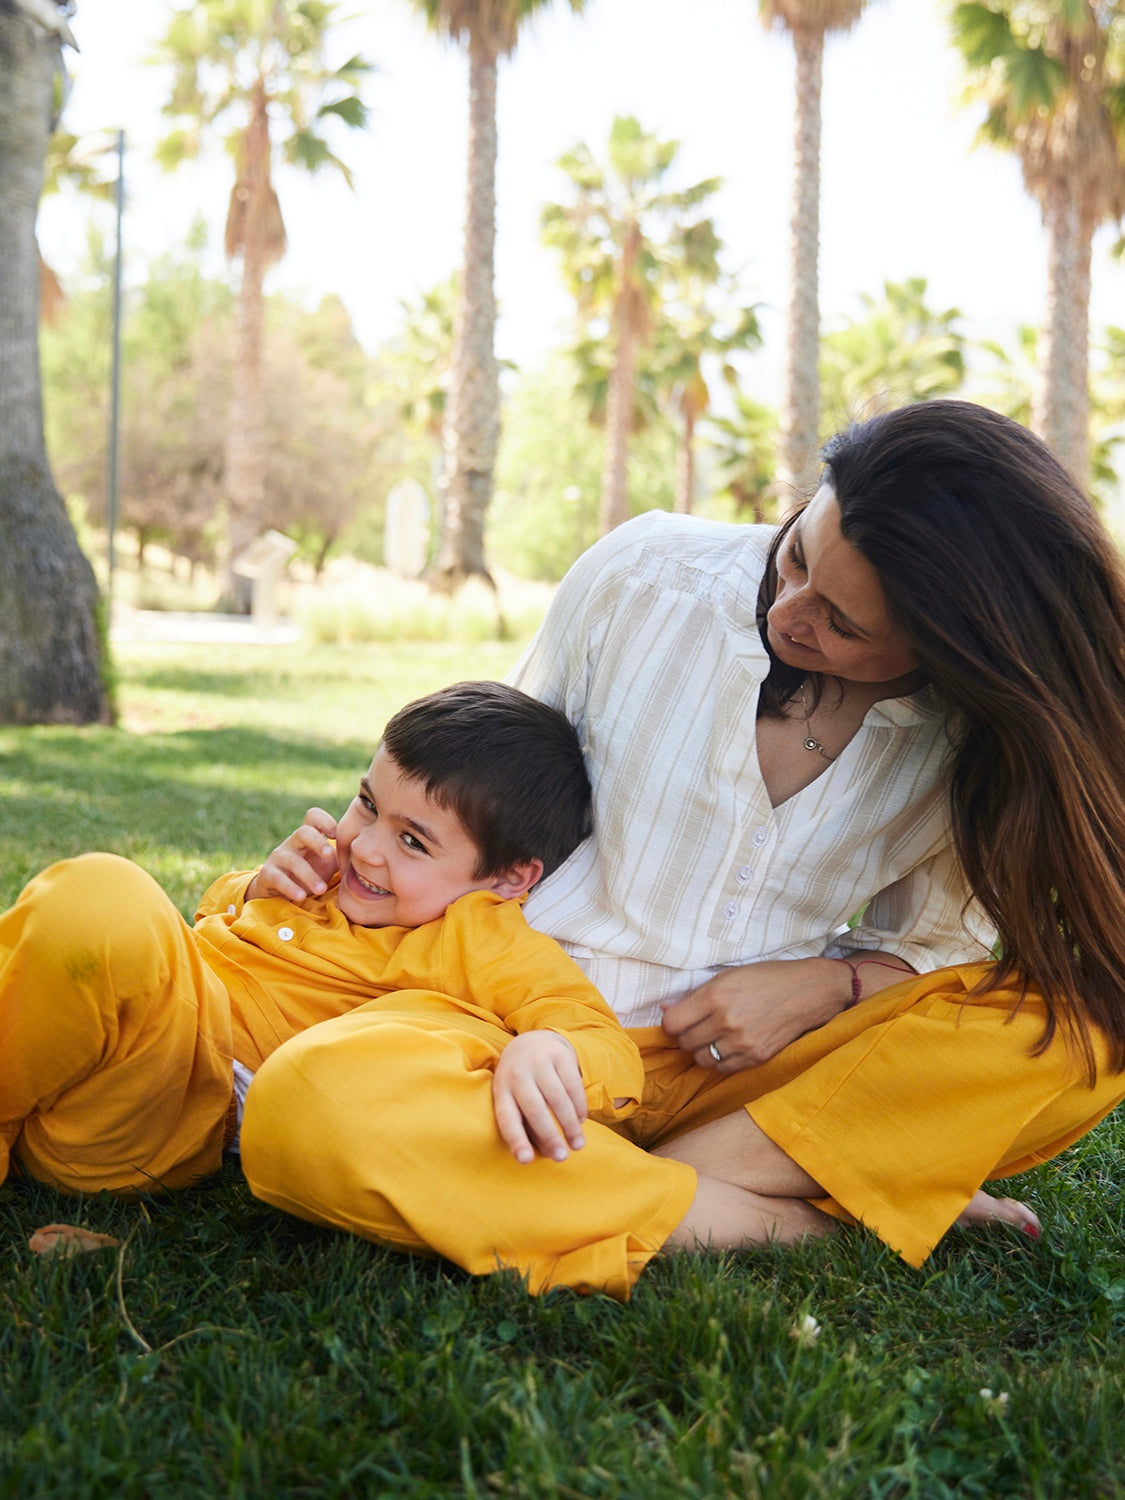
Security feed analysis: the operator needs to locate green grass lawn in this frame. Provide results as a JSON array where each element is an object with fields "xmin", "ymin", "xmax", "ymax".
[{"xmin": 2, "ymin": 641, "xmax": 1124, "ymax": 1497}]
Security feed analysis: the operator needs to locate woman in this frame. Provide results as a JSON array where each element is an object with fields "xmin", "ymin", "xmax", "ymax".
[{"xmin": 241, "ymin": 402, "xmax": 1125, "ymax": 1297}]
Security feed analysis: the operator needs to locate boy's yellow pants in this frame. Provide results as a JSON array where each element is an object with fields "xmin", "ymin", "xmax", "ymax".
[
  {"xmin": 241, "ymin": 968, "xmax": 1125, "ymax": 1300},
  {"xmin": 0, "ymin": 855, "xmax": 234, "ymax": 1194}
]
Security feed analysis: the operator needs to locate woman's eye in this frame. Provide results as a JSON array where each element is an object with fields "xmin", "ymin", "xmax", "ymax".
[
  {"xmin": 827, "ymin": 617, "xmax": 855, "ymax": 640},
  {"xmin": 787, "ymin": 541, "xmax": 806, "ymax": 572},
  {"xmin": 359, "ymin": 794, "xmax": 376, "ymax": 815}
]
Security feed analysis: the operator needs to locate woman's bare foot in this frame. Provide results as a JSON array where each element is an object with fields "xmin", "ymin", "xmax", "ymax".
[{"xmin": 956, "ymin": 1188, "xmax": 1041, "ymax": 1240}]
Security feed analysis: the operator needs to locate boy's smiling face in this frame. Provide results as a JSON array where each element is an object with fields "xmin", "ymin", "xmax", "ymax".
[{"xmin": 334, "ymin": 748, "xmax": 507, "ymax": 928}]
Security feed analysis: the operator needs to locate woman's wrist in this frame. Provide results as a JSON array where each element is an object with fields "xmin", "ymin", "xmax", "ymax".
[
  {"xmin": 833, "ymin": 957, "xmax": 864, "ymax": 1009},
  {"xmin": 808, "ymin": 955, "xmax": 860, "ymax": 1018},
  {"xmin": 827, "ymin": 953, "xmax": 917, "ymax": 1011}
]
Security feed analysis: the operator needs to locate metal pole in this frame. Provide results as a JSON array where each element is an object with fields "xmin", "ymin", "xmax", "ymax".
[{"xmin": 106, "ymin": 128, "xmax": 124, "ymax": 600}]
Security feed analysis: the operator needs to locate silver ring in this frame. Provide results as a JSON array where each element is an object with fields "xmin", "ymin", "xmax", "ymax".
[{"xmin": 708, "ymin": 1040, "xmax": 722, "ymax": 1064}]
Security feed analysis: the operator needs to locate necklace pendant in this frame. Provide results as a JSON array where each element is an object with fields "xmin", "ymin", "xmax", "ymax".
[{"xmin": 803, "ymin": 736, "xmax": 820, "ymax": 752}]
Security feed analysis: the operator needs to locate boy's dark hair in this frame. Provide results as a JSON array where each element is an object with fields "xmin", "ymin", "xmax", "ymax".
[{"xmin": 381, "ymin": 681, "xmax": 591, "ymax": 882}]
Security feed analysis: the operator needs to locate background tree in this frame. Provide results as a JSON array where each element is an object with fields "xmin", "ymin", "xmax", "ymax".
[
  {"xmin": 154, "ymin": 0, "xmax": 370, "ymax": 605},
  {"xmin": 952, "ymin": 0, "xmax": 1125, "ymax": 481},
  {"xmin": 382, "ymin": 275, "xmax": 459, "ymax": 450},
  {"xmin": 411, "ymin": 0, "xmax": 586, "ymax": 589},
  {"xmin": 758, "ymin": 0, "xmax": 870, "ymax": 499},
  {"xmin": 973, "ymin": 320, "xmax": 1125, "ymax": 507},
  {"xmin": 0, "ymin": 2, "xmax": 108, "ymax": 724},
  {"xmin": 489, "ymin": 354, "xmax": 676, "ymax": 579},
  {"xmin": 43, "ymin": 239, "xmax": 382, "ymax": 585},
  {"xmin": 707, "ymin": 393, "xmax": 779, "ymax": 525},
  {"xmin": 654, "ymin": 289, "xmax": 762, "ymax": 515},
  {"xmin": 818, "ymin": 277, "xmax": 966, "ymax": 430},
  {"xmin": 39, "ymin": 121, "xmax": 116, "ymax": 323},
  {"xmin": 542, "ymin": 114, "xmax": 722, "ymax": 533}
]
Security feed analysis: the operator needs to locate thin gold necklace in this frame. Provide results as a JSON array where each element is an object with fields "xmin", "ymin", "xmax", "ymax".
[{"xmin": 800, "ymin": 683, "xmax": 835, "ymax": 763}]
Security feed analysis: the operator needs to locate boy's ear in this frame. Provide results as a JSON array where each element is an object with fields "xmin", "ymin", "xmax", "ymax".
[{"xmin": 489, "ymin": 859, "xmax": 543, "ymax": 899}]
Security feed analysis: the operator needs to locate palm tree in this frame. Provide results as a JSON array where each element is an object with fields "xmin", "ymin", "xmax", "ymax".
[
  {"xmin": 155, "ymin": 0, "xmax": 370, "ymax": 605},
  {"xmin": 951, "ymin": 0, "xmax": 1125, "ymax": 481},
  {"xmin": 385, "ymin": 276, "xmax": 460, "ymax": 447},
  {"xmin": 0, "ymin": 3, "xmax": 109, "ymax": 724},
  {"xmin": 656, "ymin": 298, "xmax": 762, "ymax": 515},
  {"xmin": 758, "ymin": 0, "xmax": 871, "ymax": 499},
  {"xmin": 975, "ymin": 321, "xmax": 1125, "ymax": 507},
  {"xmin": 40, "ymin": 125, "xmax": 117, "ymax": 323},
  {"xmin": 707, "ymin": 393, "xmax": 779, "ymax": 524},
  {"xmin": 542, "ymin": 115, "xmax": 723, "ymax": 533},
  {"xmin": 411, "ymin": 0, "xmax": 586, "ymax": 589},
  {"xmin": 819, "ymin": 277, "xmax": 966, "ymax": 430}
]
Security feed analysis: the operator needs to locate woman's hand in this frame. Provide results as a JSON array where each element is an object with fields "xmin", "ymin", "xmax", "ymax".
[
  {"xmin": 492, "ymin": 1031, "xmax": 588, "ymax": 1164},
  {"xmin": 660, "ymin": 957, "xmax": 851, "ymax": 1073},
  {"xmin": 246, "ymin": 808, "xmax": 340, "ymax": 904}
]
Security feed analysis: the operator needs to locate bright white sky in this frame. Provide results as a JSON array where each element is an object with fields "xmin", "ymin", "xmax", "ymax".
[{"xmin": 40, "ymin": 0, "xmax": 1124, "ymax": 399}]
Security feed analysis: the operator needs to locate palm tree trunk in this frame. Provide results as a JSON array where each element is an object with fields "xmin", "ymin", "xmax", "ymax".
[
  {"xmin": 0, "ymin": 12, "xmax": 109, "ymax": 724},
  {"xmin": 435, "ymin": 28, "xmax": 499, "ymax": 585},
  {"xmin": 779, "ymin": 24, "xmax": 824, "ymax": 500},
  {"xmin": 600, "ymin": 221, "xmax": 640, "ymax": 535},
  {"xmin": 223, "ymin": 85, "xmax": 271, "ymax": 611},
  {"xmin": 674, "ymin": 406, "xmax": 696, "ymax": 514},
  {"xmin": 224, "ymin": 248, "xmax": 265, "ymax": 609},
  {"xmin": 1033, "ymin": 183, "xmax": 1091, "ymax": 484}
]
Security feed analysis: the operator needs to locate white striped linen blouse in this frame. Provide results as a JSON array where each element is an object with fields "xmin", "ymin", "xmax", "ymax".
[{"xmin": 510, "ymin": 510, "xmax": 996, "ymax": 1028}]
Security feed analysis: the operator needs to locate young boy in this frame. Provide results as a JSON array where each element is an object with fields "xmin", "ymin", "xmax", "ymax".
[{"xmin": 0, "ymin": 682, "xmax": 643, "ymax": 1202}]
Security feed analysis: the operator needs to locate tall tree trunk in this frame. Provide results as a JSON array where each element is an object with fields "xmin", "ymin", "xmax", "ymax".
[
  {"xmin": 674, "ymin": 405, "xmax": 696, "ymax": 514},
  {"xmin": 779, "ymin": 24, "xmax": 824, "ymax": 501},
  {"xmin": 600, "ymin": 221, "xmax": 640, "ymax": 535},
  {"xmin": 435, "ymin": 28, "xmax": 499, "ymax": 586},
  {"xmin": 224, "ymin": 249, "xmax": 265, "ymax": 609},
  {"xmin": 0, "ymin": 11, "xmax": 109, "ymax": 725},
  {"xmin": 1033, "ymin": 183, "xmax": 1091, "ymax": 484},
  {"xmin": 223, "ymin": 81, "xmax": 273, "ymax": 611}
]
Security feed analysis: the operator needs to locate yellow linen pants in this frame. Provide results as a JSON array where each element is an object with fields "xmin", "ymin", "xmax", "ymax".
[
  {"xmin": 0, "ymin": 855, "xmax": 234, "ymax": 1194},
  {"xmin": 241, "ymin": 968, "xmax": 1125, "ymax": 1299}
]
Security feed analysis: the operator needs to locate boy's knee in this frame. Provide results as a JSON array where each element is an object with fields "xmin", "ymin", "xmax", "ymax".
[{"xmin": 9, "ymin": 854, "xmax": 187, "ymax": 994}]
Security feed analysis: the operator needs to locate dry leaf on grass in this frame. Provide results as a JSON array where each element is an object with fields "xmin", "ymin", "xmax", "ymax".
[{"xmin": 28, "ymin": 1223, "xmax": 122, "ymax": 1257}]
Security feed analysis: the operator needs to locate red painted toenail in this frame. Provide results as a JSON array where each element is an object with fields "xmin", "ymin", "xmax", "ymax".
[{"xmin": 1021, "ymin": 1223, "xmax": 1041, "ymax": 1239}]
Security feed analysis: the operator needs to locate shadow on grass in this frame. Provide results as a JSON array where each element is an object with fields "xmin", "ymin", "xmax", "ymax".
[{"xmin": 0, "ymin": 726, "xmax": 369, "ymax": 910}]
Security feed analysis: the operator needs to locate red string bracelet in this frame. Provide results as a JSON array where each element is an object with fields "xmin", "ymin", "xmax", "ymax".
[
  {"xmin": 834, "ymin": 958, "xmax": 862, "ymax": 1008},
  {"xmin": 833, "ymin": 956, "xmax": 916, "ymax": 1010}
]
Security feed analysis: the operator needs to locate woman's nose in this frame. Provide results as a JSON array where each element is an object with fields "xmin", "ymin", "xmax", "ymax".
[{"xmin": 771, "ymin": 585, "xmax": 807, "ymax": 633}]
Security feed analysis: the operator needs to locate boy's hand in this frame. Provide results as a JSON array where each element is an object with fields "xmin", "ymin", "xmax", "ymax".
[
  {"xmin": 492, "ymin": 1032, "xmax": 588, "ymax": 1164},
  {"xmin": 246, "ymin": 808, "xmax": 340, "ymax": 904}
]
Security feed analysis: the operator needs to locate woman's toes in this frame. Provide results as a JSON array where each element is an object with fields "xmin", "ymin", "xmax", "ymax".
[{"xmin": 956, "ymin": 1189, "xmax": 1041, "ymax": 1239}]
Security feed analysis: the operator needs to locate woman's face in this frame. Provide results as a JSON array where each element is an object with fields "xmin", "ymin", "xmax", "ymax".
[{"xmin": 766, "ymin": 484, "xmax": 922, "ymax": 687}]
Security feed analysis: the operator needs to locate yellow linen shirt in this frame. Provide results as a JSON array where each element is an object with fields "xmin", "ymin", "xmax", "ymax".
[{"xmin": 194, "ymin": 873, "xmax": 643, "ymax": 1122}]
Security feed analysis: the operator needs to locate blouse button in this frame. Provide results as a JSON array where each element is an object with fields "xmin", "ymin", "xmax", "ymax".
[
  {"xmin": 723, "ymin": 900, "xmax": 740, "ymax": 920},
  {"xmin": 278, "ymin": 926, "xmax": 294, "ymax": 942},
  {"xmin": 751, "ymin": 827, "xmax": 769, "ymax": 847},
  {"xmin": 736, "ymin": 865, "xmax": 753, "ymax": 884}
]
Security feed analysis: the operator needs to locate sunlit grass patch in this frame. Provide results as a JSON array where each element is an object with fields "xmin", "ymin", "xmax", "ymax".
[{"xmin": 1, "ymin": 639, "xmax": 1124, "ymax": 1495}]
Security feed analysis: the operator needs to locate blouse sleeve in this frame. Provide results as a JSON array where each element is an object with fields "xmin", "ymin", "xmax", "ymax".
[{"xmin": 826, "ymin": 840, "xmax": 997, "ymax": 973}]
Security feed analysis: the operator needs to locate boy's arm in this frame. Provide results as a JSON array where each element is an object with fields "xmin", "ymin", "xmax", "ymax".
[
  {"xmin": 245, "ymin": 808, "xmax": 339, "ymax": 903},
  {"xmin": 195, "ymin": 808, "xmax": 340, "ymax": 922},
  {"xmin": 437, "ymin": 895, "xmax": 644, "ymax": 1121},
  {"xmin": 491, "ymin": 1032, "xmax": 589, "ymax": 1164},
  {"xmin": 195, "ymin": 869, "xmax": 262, "ymax": 922}
]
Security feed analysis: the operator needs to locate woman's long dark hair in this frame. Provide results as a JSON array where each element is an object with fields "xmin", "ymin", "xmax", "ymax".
[{"xmin": 763, "ymin": 400, "xmax": 1125, "ymax": 1078}]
